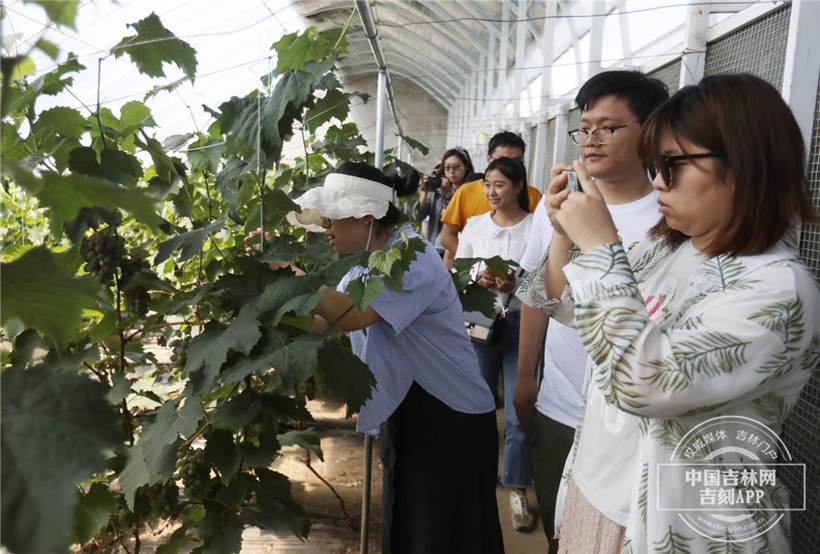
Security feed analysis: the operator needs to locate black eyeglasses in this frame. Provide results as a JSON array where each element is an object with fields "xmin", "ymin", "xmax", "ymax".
[
  {"xmin": 568, "ymin": 124, "xmax": 632, "ymax": 145},
  {"xmin": 656, "ymin": 153, "xmax": 722, "ymax": 188}
]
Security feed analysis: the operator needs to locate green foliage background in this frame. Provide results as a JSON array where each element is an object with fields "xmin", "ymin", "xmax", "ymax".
[{"xmin": 0, "ymin": 5, "xmax": 444, "ymax": 553}]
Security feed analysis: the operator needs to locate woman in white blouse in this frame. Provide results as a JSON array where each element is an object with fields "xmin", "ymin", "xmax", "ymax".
[
  {"xmin": 541, "ymin": 74, "xmax": 818, "ymax": 552},
  {"xmin": 455, "ymin": 156, "xmax": 536, "ymax": 532}
]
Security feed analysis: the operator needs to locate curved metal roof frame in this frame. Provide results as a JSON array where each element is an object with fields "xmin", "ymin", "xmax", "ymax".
[{"xmin": 294, "ymin": 0, "xmax": 522, "ymax": 111}]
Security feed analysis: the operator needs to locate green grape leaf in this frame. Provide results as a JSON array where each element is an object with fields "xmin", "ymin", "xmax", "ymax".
[
  {"xmin": 39, "ymin": 53, "xmax": 85, "ymax": 96},
  {"xmin": 111, "ymin": 12, "xmax": 197, "ymax": 79},
  {"xmin": 0, "ymin": 247, "xmax": 99, "ymax": 348},
  {"xmin": 217, "ymin": 59, "xmax": 335, "ymax": 166},
  {"xmin": 155, "ymin": 217, "xmax": 226, "ymax": 264},
  {"xmin": 209, "ymin": 390, "xmax": 260, "ymax": 429},
  {"xmin": 163, "ymin": 132, "xmax": 195, "ymax": 151},
  {"xmin": 68, "ymin": 146, "xmax": 144, "ymax": 187},
  {"xmin": 211, "ymin": 258, "xmax": 281, "ymax": 313},
  {"xmin": 184, "ymin": 305, "xmax": 263, "ymax": 390},
  {"xmin": 133, "ymin": 134, "xmax": 180, "ymax": 183},
  {"xmin": 277, "ymin": 429, "xmax": 323, "ymax": 462},
  {"xmin": 400, "ymin": 134, "xmax": 430, "ymax": 156},
  {"xmin": 368, "ymin": 247, "xmax": 403, "ymax": 275},
  {"xmin": 107, "ymin": 371, "xmax": 133, "ymax": 404},
  {"xmin": 458, "ymin": 283, "xmax": 498, "ymax": 318},
  {"xmin": 262, "ymin": 188, "xmax": 301, "ymax": 229},
  {"xmin": 25, "ymin": 0, "xmax": 78, "ymax": 29},
  {"xmin": 72, "ymin": 482, "xmax": 118, "ymax": 545},
  {"xmin": 345, "ymin": 276, "xmax": 384, "ymax": 312},
  {"xmin": 197, "ymin": 503, "xmax": 244, "ymax": 553},
  {"xmin": 303, "ymin": 87, "xmax": 351, "ymax": 130},
  {"xmin": 186, "ymin": 138, "xmax": 225, "ymax": 173},
  {"xmin": 253, "ymin": 234, "xmax": 303, "ymax": 265},
  {"xmin": 35, "ymin": 38, "xmax": 59, "ymax": 59},
  {"xmin": 214, "ymin": 155, "xmax": 251, "ymax": 208},
  {"xmin": 271, "ymin": 26, "xmax": 348, "ymax": 74},
  {"xmin": 241, "ymin": 432, "xmax": 281, "ymax": 469},
  {"xmin": 0, "ymin": 366, "xmax": 122, "ymax": 554},
  {"xmin": 31, "ymin": 106, "xmax": 88, "ymax": 141},
  {"xmin": 2, "ymin": 160, "xmax": 165, "ymax": 231},
  {"xmin": 90, "ymin": 309, "xmax": 121, "ymax": 343},
  {"xmin": 120, "ymin": 393, "xmax": 203, "ymax": 508},
  {"xmin": 269, "ymin": 332, "xmax": 323, "ymax": 387},
  {"xmin": 317, "ymin": 341, "xmax": 376, "ymax": 417},
  {"xmin": 205, "ymin": 428, "xmax": 242, "ymax": 484},
  {"xmin": 119, "ymin": 100, "xmax": 156, "ymax": 136},
  {"xmin": 258, "ymin": 273, "xmax": 325, "ymax": 315},
  {"xmin": 246, "ymin": 469, "xmax": 310, "ymax": 537}
]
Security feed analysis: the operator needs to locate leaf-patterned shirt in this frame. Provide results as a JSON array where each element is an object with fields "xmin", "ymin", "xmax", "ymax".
[{"xmin": 550, "ymin": 233, "xmax": 819, "ymax": 553}]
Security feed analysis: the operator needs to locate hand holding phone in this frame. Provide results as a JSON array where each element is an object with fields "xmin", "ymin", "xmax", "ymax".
[{"xmin": 563, "ymin": 169, "xmax": 582, "ymax": 193}]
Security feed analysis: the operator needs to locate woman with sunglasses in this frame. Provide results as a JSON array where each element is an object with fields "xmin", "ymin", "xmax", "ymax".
[
  {"xmin": 537, "ymin": 74, "xmax": 818, "ymax": 552},
  {"xmin": 288, "ymin": 162, "xmax": 503, "ymax": 554}
]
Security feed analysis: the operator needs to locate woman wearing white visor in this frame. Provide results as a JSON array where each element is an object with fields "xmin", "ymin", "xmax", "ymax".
[{"xmin": 288, "ymin": 162, "xmax": 504, "ymax": 554}]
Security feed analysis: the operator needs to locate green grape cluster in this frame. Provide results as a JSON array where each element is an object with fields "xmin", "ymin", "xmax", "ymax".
[
  {"xmin": 169, "ymin": 338, "xmax": 189, "ymax": 369},
  {"xmin": 178, "ymin": 449, "xmax": 211, "ymax": 500},
  {"xmin": 82, "ymin": 229, "xmax": 152, "ymax": 317},
  {"xmin": 83, "ymin": 229, "xmax": 126, "ymax": 285},
  {"xmin": 121, "ymin": 252, "xmax": 151, "ymax": 318},
  {"xmin": 145, "ymin": 480, "xmax": 180, "ymax": 519}
]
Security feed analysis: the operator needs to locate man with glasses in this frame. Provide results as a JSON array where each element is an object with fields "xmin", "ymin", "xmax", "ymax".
[
  {"xmin": 439, "ymin": 131, "xmax": 542, "ymax": 269},
  {"xmin": 513, "ymin": 70, "xmax": 668, "ymax": 549}
]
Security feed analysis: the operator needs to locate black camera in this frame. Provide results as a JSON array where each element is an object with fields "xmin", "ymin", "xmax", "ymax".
[{"xmin": 423, "ymin": 170, "xmax": 444, "ymax": 191}]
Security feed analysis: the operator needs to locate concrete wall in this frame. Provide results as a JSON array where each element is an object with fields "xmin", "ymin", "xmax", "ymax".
[{"xmin": 344, "ymin": 76, "xmax": 449, "ymax": 176}]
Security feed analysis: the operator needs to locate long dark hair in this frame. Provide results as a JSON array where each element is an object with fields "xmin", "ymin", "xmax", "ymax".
[
  {"xmin": 333, "ymin": 162, "xmax": 420, "ymax": 227},
  {"xmin": 640, "ymin": 73, "xmax": 814, "ymax": 256},
  {"xmin": 484, "ymin": 157, "xmax": 528, "ymax": 212}
]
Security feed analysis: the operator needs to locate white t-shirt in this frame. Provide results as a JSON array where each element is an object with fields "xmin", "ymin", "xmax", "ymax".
[
  {"xmin": 518, "ymin": 191, "xmax": 660, "ymax": 428},
  {"xmin": 456, "ymin": 211, "xmax": 533, "ymax": 313}
]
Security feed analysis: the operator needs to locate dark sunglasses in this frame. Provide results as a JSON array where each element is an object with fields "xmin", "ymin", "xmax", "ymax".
[{"xmin": 656, "ymin": 152, "xmax": 722, "ymax": 188}]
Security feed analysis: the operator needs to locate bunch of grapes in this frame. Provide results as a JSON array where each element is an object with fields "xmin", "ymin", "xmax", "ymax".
[
  {"xmin": 83, "ymin": 229, "xmax": 153, "ymax": 317},
  {"xmin": 145, "ymin": 480, "xmax": 180, "ymax": 519},
  {"xmin": 83, "ymin": 229, "xmax": 126, "ymax": 285},
  {"xmin": 121, "ymin": 252, "xmax": 151, "ymax": 318},
  {"xmin": 169, "ymin": 338, "xmax": 189, "ymax": 369},
  {"xmin": 178, "ymin": 448, "xmax": 211, "ymax": 501}
]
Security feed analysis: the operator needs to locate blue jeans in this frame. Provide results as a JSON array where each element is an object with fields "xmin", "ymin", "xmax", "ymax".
[{"xmin": 472, "ymin": 310, "xmax": 533, "ymax": 489}]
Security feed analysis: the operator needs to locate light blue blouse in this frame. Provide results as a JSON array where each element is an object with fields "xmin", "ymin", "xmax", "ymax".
[{"xmin": 338, "ymin": 224, "xmax": 496, "ymax": 435}]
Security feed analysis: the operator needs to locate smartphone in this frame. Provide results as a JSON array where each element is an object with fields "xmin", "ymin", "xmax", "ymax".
[{"xmin": 563, "ymin": 169, "xmax": 582, "ymax": 192}]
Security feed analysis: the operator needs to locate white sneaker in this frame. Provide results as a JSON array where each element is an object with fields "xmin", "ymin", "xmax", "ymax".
[{"xmin": 509, "ymin": 489, "xmax": 535, "ymax": 531}]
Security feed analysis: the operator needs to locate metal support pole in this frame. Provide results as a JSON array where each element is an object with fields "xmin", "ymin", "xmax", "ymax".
[
  {"xmin": 679, "ymin": 1, "xmax": 709, "ymax": 87},
  {"xmin": 358, "ymin": 69, "xmax": 387, "ymax": 554},
  {"xmin": 375, "ymin": 70, "xmax": 387, "ymax": 170},
  {"xmin": 360, "ymin": 435, "xmax": 373, "ymax": 554}
]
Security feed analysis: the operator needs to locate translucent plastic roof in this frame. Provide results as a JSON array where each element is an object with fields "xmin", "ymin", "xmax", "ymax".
[
  {"xmin": 2, "ymin": 0, "xmax": 744, "ymax": 141},
  {"xmin": 2, "ymin": 0, "xmax": 308, "ymax": 138}
]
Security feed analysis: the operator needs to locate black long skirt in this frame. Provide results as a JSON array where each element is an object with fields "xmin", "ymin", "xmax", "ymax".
[{"xmin": 381, "ymin": 381, "xmax": 504, "ymax": 554}]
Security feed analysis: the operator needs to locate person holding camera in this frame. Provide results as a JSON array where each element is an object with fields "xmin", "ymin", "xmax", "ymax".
[{"xmin": 413, "ymin": 147, "xmax": 475, "ymax": 256}]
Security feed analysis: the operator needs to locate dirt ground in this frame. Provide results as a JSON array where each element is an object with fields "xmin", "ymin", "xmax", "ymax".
[{"xmin": 255, "ymin": 395, "xmax": 551, "ymax": 554}]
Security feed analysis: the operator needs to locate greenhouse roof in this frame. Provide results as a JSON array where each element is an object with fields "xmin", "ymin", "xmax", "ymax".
[{"xmin": 2, "ymin": 0, "xmax": 754, "ymax": 141}]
